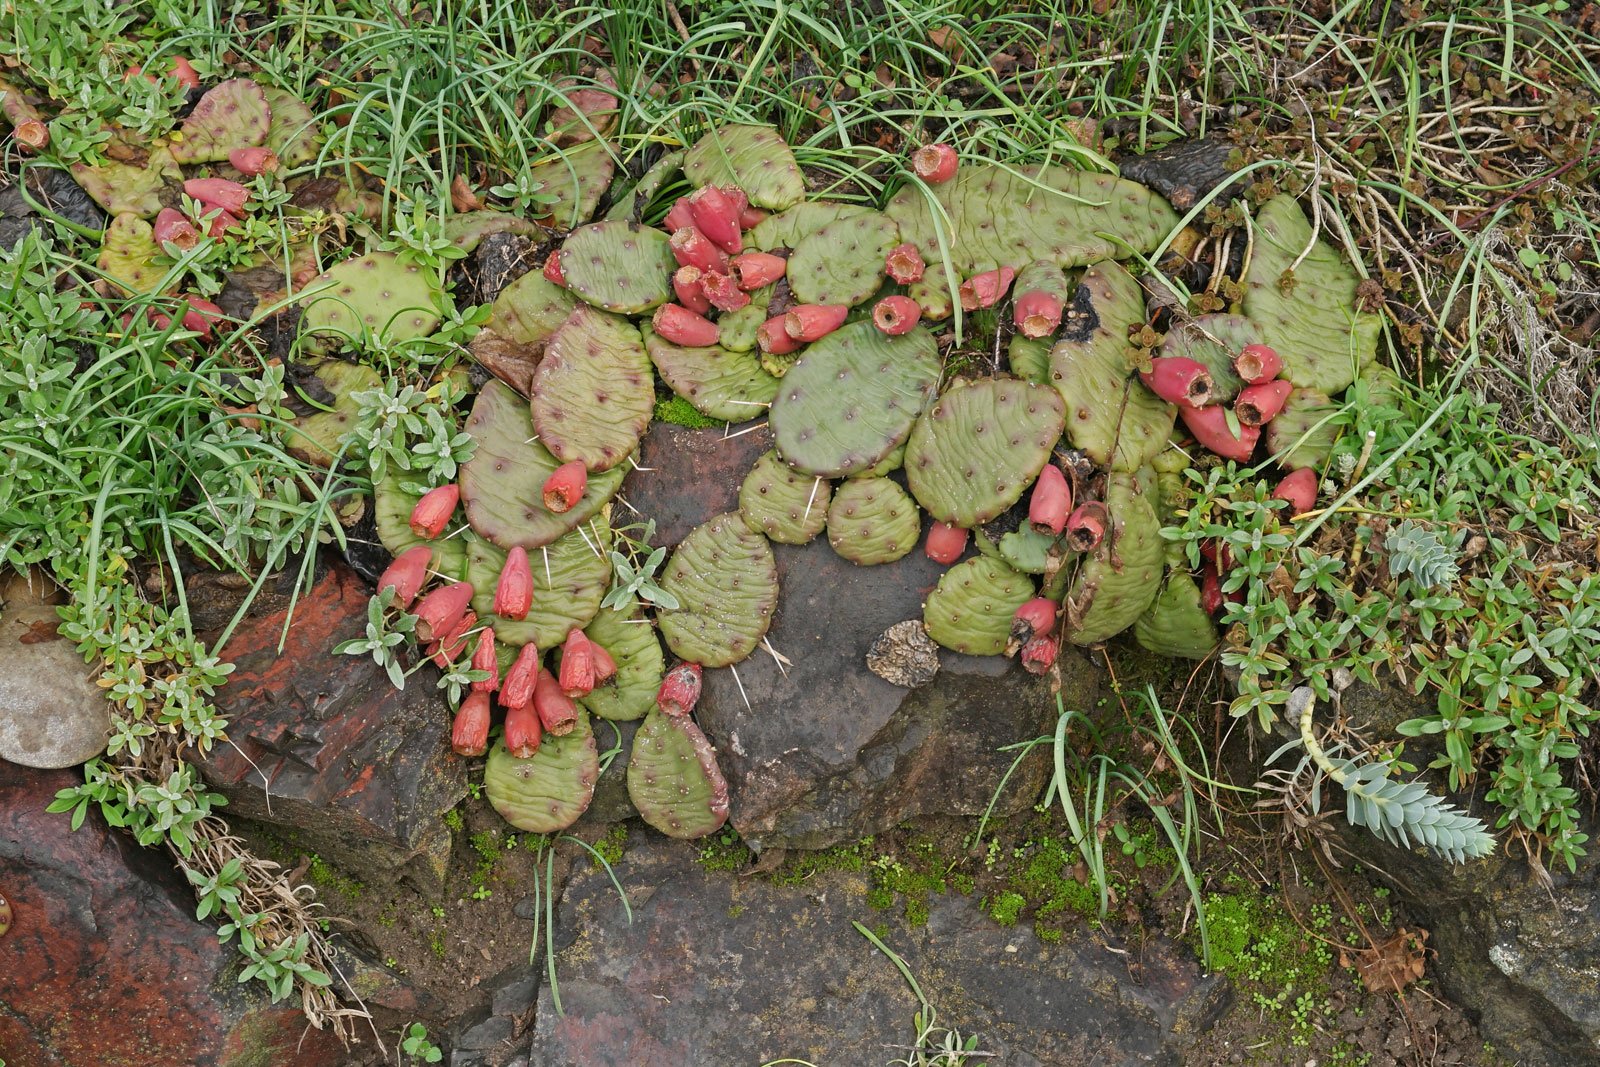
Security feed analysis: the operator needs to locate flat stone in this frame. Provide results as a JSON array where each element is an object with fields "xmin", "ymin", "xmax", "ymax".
[{"xmin": 0, "ymin": 602, "xmax": 110, "ymax": 769}]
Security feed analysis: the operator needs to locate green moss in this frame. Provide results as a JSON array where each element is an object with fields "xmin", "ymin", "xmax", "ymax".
[
  {"xmin": 1198, "ymin": 884, "xmax": 1338, "ymax": 1043},
  {"xmin": 986, "ymin": 891, "xmax": 1025, "ymax": 926},
  {"xmin": 307, "ymin": 855, "xmax": 364, "ymax": 900},
  {"xmin": 443, "ymin": 808, "xmax": 465, "ymax": 833},
  {"xmin": 592, "ymin": 825, "xmax": 627, "ymax": 868},
  {"xmin": 697, "ymin": 828, "xmax": 753, "ymax": 872},
  {"xmin": 654, "ymin": 394, "xmax": 724, "ymax": 429},
  {"xmin": 767, "ymin": 838, "xmax": 871, "ymax": 887}
]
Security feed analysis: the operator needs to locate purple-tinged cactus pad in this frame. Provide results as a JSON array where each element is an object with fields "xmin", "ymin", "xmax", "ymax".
[
  {"xmin": 626, "ymin": 708, "xmax": 730, "ymax": 839},
  {"xmin": 530, "ymin": 304, "xmax": 653, "ymax": 471},
  {"xmin": 170, "ymin": 79, "xmax": 271, "ymax": 164}
]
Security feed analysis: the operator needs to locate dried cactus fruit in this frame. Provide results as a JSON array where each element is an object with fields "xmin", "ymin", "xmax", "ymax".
[
  {"xmin": 769, "ymin": 320, "xmax": 941, "ymax": 477},
  {"xmin": 459, "ymin": 380, "xmax": 627, "ymax": 548},
  {"xmin": 683, "ymin": 124, "xmax": 805, "ymax": 211},
  {"xmin": 627, "ymin": 708, "xmax": 730, "ymax": 839},
  {"xmin": 1242, "ymin": 195, "xmax": 1382, "ymax": 395},
  {"xmin": 483, "ymin": 711, "xmax": 600, "ymax": 833},
  {"xmin": 1265, "ymin": 387, "xmax": 1341, "ymax": 469},
  {"xmin": 301, "ymin": 251, "xmax": 445, "ymax": 347},
  {"xmin": 578, "ymin": 596, "xmax": 666, "ymax": 722},
  {"xmin": 643, "ymin": 326, "xmax": 781, "ymax": 423},
  {"xmin": 558, "ymin": 220, "xmax": 677, "ymax": 314},
  {"xmin": 170, "ymin": 79, "xmax": 272, "ymax": 164},
  {"xmin": 281, "ymin": 358, "xmax": 380, "ymax": 467},
  {"xmin": 826, "ymin": 476, "xmax": 921, "ymax": 565},
  {"xmin": 748, "ymin": 201, "xmax": 872, "ymax": 251},
  {"xmin": 530, "ymin": 305, "xmax": 653, "ymax": 471},
  {"xmin": 904, "ymin": 378, "xmax": 1065, "ymax": 527},
  {"xmin": 375, "ymin": 471, "xmax": 467, "ymax": 580},
  {"xmin": 261, "ymin": 85, "xmax": 321, "ymax": 168},
  {"xmin": 1047, "ymin": 261, "xmax": 1174, "ymax": 472},
  {"xmin": 657, "ymin": 513, "xmax": 779, "ymax": 667},
  {"xmin": 377, "ymin": 546, "xmax": 432, "ymax": 608},
  {"xmin": 923, "ymin": 555, "xmax": 1036, "ymax": 656},
  {"xmin": 1008, "ymin": 335, "xmax": 1052, "ymax": 384},
  {"xmin": 717, "ymin": 283, "xmax": 773, "ymax": 353},
  {"xmin": 1133, "ymin": 573, "xmax": 1219, "ymax": 660},
  {"xmin": 443, "ymin": 210, "xmax": 539, "ymax": 254},
  {"xmin": 97, "ymin": 213, "xmax": 164, "ymax": 293},
  {"xmin": 1067, "ymin": 471, "xmax": 1164, "ymax": 645},
  {"xmin": 1158, "ymin": 313, "xmax": 1266, "ymax": 402},
  {"xmin": 739, "ymin": 449, "xmax": 831, "ymax": 544},
  {"xmin": 466, "ymin": 521, "xmax": 611, "ymax": 649},
  {"xmin": 527, "ymin": 140, "xmax": 616, "ymax": 230},
  {"xmin": 786, "ymin": 210, "xmax": 900, "ymax": 307},
  {"xmin": 72, "ymin": 145, "xmax": 181, "ymax": 218}
]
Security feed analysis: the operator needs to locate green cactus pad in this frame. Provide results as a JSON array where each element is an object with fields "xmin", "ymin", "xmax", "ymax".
[
  {"xmin": 170, "ymin": 79, "xmax": 271, "ymax": 164},
  {"xmin": 657, "ymin": 513, "xmax": 779, "ymax": 667},
  {"xmin": 627, "ymin": 708, "xmax": 730, "ymax": 839},
  {"xmin": 996, "ymin": 525, "xmax": 1059, "ymax": 575},
  {"xmin": 1153, "ymin": 469, "xmax": 1190, "ymax": 567},
  {"xmin": 484, "ymin": 712, "xmax": 600, "ymax": 834},
  {"xmin": 374, "ymin": 471, "xmax": 467, "ymax": 580},
  {"xmin": 739, "ymin": 450, "xmax": 831, "ymax": 544},
  {"xmin": 923, "ymin": 555, "xmax": 1036, "ymax": 656},
  {"xmin": 786, "ymin": 210, "xmax": 900, "ymax": 307},
  {"xmin": 1134, "ymin": 572, "xmax": 1218, "ymax": 660},
  {"xmin": 443, "ymin": 210, "xmax": 539, "ymax": 254},
  {"xmin": 466, "ymin": 519, "xmax": 611, "ymax": 649},
  {"xmin": 605, "ymin": 149, "xmax": 684, "ymax": 223},
  {"xmin": 301, "ymin": 251, "xmax": 445, "ymax": 346},
  {"xmin": 1242, "ymin": 195, "xmax": 1382, "ymax": 395},
  {"xmin": 528, "ymin": 140, "xmax": 616, "ymax": 230},
  {"xmin": 557, "ymin": 220, "xmax": 676, "ymax": 314},
  {"xmin": 1067, "ymin": 471, "xmax": 1163, "ymax": 645},
  {"xmin": 261, "ymin": 85, "xmax": 321, "ymax": 168},
  {"xmin": 1265, "ymin": 387, "xmax": 1341, "ymax": 470},
  {"xmin": 530, "ymin": 305, "xmax": 653, "ymax": 471},
  {"xmin": 717, "ymin": 284, "xmax": 772, "ymax": 354},
  {"xmin": 1158, "ymin": 313, "xmax": 1264, "ymax": 402},
  {"xmin": 480, "ymin": 266, "xmax": 578, "ymax": 348},
  {"xmin": 826, "ymin": 476, "xmax": 921, "ymax": 565},
  {"xmin": 855, "ymin": 441, "xmax": 906, "ymax": 479},
  {"xmin": 1008, "ymin": 336, "xmax": 1052, "ymax": 384},
  {"xmin": 643, "ymin": 327, "xmax": 781, "ymax": 423},
  {"xmin": 904, "ymin": 378, "xmax": 1065, "ymax": 527},
  {"xmin": 683, "ymin": 124, "xmax": 805, "ymax": 211},
  {"xmin": 459, "ymin": 380, "xmax": 627, "ymax": 549},
  {"xmin": 1015, "ymin": 260, "xmax": 1074, "ymax": 303},
  {"xmin": 97, "ymin": 213, "xmax": 163, "ymax": 293},
  {"xmin": 748, "ymin": 202, "xmax": 872, "ymax": 251},
  {"xmin": 769, "ymin": 321, "xmax": 941, "ymax": 477},
  {"xmin": 72, "ymin": 146, "xmax": 179, "ymax": 218},
  {"xmin": 580, "ymin": 597, "xmax": 666, "ymax": 722},
  {"xmin": 1048, "ymin": 261, "xmax": 1174, "ymax": 472},
  {"xmin": 282, "ymin": 359, "xmax": 380, "ymax": 467}
]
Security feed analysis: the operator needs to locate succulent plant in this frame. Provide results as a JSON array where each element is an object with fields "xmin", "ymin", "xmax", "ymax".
[
  {"xmin": 747, "ymin": 202, "xmax": 873, "ymax": 251},
  {"xmin": 300, "ymin": 252, "xmax": 446, "ymax": 347},
  {"xmin": 578, "ymin": 596, "xmax": 667, "ymax": 721},
  {"xmin": 466, "ymin": 520, "xmax": 612, "ymax": 649},
  {"xmin": 281, "ymin": 359, "xmax": 381, "ymax": 467},
  {"xmin": 557, "ymin": 220, "xmax": 678, "ymax": 314},
  {"xmin": 260, "ymin": 85, "xmax": 321, "ymax": 168},
  {"xmin": 530, "ymin": 305, "xmax": 654, "ymax": 471},
  {"xmin": 923, "ymin": 555, "xmax": 1036, "ymax": 656},
  {"xmin": 170, "ymin": 79, "xmax": 272, "ymax": 164},
  {"xmin": 642, "ymin": 325, "xmax": 781, "ymax": 422},
  {"xmin": 1265, "ymin": 387, "xmax": 1340, "ymax": 469},
  {"xmin": 477, "ymin": 264, "xmax": 578, "ymax": 348},
  {"xmin": 483, "ymin": 711, "xmax": 600, "ymax": 833},
  {"xmin": 375, "ymin": 471, "xmax": 468, "ymax": 579},
  {"xmin": 1007, "ymin": 335, "xmax": 1052, "ymax": 385},
  {"xmin": 97, "ymin": 213, "xmax": 164, "ymax": 293},
  {"xmin": 1012, "ymin": 260, "xmax": 1074, "ymax": 337},
  {"xmin": 627, "ymin": 708, "xmax": 730, "ymax": 839},
  {"xmin": 527, "ymin": 140, "xmax": 616, "ymax": 230},
  {"xmin": 442, "ymin": 210, "xmax": 540, "ymax": 254},
  {"xmin": 72, "ymin": 145, "xmax": 181, "ymax": 218},
  {"xmin": 1133, "ymin": 573, "xmax": 1219, "ymax": 660},
  {"xmin": 683, "ymin": 124, "xmax": 805, "ymax": 211},
  {"xmin": 716, "ymin": 283, "xmax": 774, "ymax": 353},
  {"xmin": 826, "ymin": 476, "xmax": 921, "ymax": 565},
  {"xmin": 786, "ymin": 210, "xmax": 901, "ymax": 307},
  {"xmin": 1066, "ymin": 470, "xmax": 1164, "ymax": 645},
  {"xmin": 1158, "ymin": 313, "xmax": 1266, "ymax": 402},
  {"xmin": 657, "ymin": 513, "xmax": 779, "ymax": 667},
  {"xmin": 739, "ymin": 449, "xmax": 831, "ymax": 544}
]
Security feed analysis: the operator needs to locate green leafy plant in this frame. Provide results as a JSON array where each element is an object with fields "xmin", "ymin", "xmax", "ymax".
[
  {"xmin": 333, "ymin": 587, "xmax": 418, "ymax": 689},
  {"xmin": 602, "ymin": 518, "xmax": 680, "ymax": 611},
  {"xmin": 400, "ymin": 1022, "xmax": 443, "ymax": 1064}
]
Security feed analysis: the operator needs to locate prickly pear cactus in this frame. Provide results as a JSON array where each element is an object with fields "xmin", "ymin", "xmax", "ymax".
[
  {"xmin": 479, "ymin": 266, "xmax": 578, "ymax": 347},
  {"xmin": 1067, "ymin": 470, "xmax": 1164, "ymax": 645},
  {"xmin": 643, "ymin": 327, "xmax": 781, "ymax": 422},
  {"xmin": 261, "ymin": 85, "xmax": 321, "ymax": 168},
  {"xmin": 855, "ymin": 442, "xmax": 907, "ymax": 479},
  {"xmin": 749, "ymin": 202, "xmax": 873, "ymax": 251},
  {"xmin": 1152, "ymin": 469, "xmax": 1190, "ymax": 567},
  {"xmin": 459, "ymin": 380, "xmax": 627, "ymax": 548},
  {"xmin": 484, "ymin": 711, "xmax": 600, "ymax": 833},
  {"xmin": 826, "ymin": 476, "xmax": 921, "ymax": 565},
  {"xmin": 905, "ymin": 378, "xmax": 1065, "ymax": 527},
  {"xmin": 1158, "ymin": 313, "xmax": 1265, "ymax": 402},
  {"xmin": 739, "ymin": 450, "xmax": 831, "ymax": 545},
  {"xmin": 528, "ymin": 140, "xmax": 616, "ymax": 230},
  {"xmin": 1265, "ymin": 387, "xmax": 1341, "ymax": 470},
  {"xmin": 170, "ymin": 79, "xmax": 271, "ymax": 164},
  {"xmin": 531, "ymin": 305, "xmax": 653, "ymax": 471},
  {"xmin": 301, "ymin": 252, "xmax": 445, "ymax": 346},
  {"xmin": 1242, "ymin": 195, "xmax": 1382, "ymax": 395},
  {"xmin": 786, "ymin": 210, "xmax": 901, "ymax": 307},
  {"xmin": 923, "ymin": 555, "xmax": 1036, "ymax": 656},
  {"xmin": 683, "ymin": 123, "xmax": 805, "ymax": 211},
  {"xmin": 627, "ymin": 708, "xmax": 730, "ymax": 839},
  {"xmin": 1048, "ymin": 261, "xmax": 1174, "ymax": 472},
  {"xmin": 72, "ymin": 146, "xmax": 180, "ymax": 218},
  {"xmin": 557, "ymin": 221, "xmax": 676, "ymax": 314},
  {"xmin": 466, "ymin": 520, "xmax": 612, "ymax": 649},
  {"xmin": 769, "ymin": 321, "xmax": 941, "ymax": 477},
  {"xmin": 97, "ymin": 213, "xmax": 163, "ymax": 293},
  {"xmin": 443, "ymin": 211, "xmax": 539, "ymax": 254},
  {"xmin": 281, "ymin": 359, "xmax": 381, "ymax": 467},
  {"xmin": 579, "ymin": 596, "xmax": 666, "ymax": 722},
  {"xmin": 717, "ymin": 284, "xmax": 773, "ymax": 354},
  {"xmin": 1008, "ymin": 335, "xmax": 1052, "ymax": 384},
  {"xmin": 657, "ymin": 513, "xmax": 779, "ymax": 667},
  {"xmin": 1133, "ymin": 573, "xmax": 1218, "ymax": 660},
  {"xmin": 981, "ymin": 523, "xmax": 1058, "ymax": 575},
  {"xmin": 1014, "ymin": 260, "xmax": 1073, "ymax": 305},
  {"xmin": 374, "ymin": 471, "xmax": 467, "ymax": 578}
]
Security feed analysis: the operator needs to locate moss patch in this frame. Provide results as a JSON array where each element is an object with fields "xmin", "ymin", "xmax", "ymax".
[{"xmin": 654, "ymin": 394, "xmax": 725, "ymax": 429}]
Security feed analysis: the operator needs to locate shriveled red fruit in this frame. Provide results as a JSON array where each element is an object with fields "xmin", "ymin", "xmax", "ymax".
[
  {"xmin": 1065, "ymin": 501, "xmax": 1109, "ymax": 552},
  {"xmin": 958, "ymin": 266, "xmax": 1016, "ymax": 311},
  {"xmin": 1028, "ymin": 463, "xmax": 1071, "ymax": 536},
  {"xmin": 1140, "ymin": 356, "xmax": 1214, "ymax": 409},
  {"xmin": 183, "ymin": 177, "xmax": 249, "ymax": 216},
  {"xmin": 784, "ymin": 303, "xmax": 848, "ymax": 342},
  {"xmin": 495, "ymin": 546, "xmax": 533, "ymax": 621},
  {"xmin": 1013, "ymin": 289, "xmax": 1063, "ymax": 338},
  {"xmin": 451, "ymin": 692, "xmax": 492, "ymax": 757},
  {"xmin": 1235, "ymin": 380, "xmax": 1292, "ymax": 427},
  {"xmin": 180, "ymin": 295, "xmax": 224, "ymax": 338},
  {"xmin": 533, "ymin": 668, "xmax": 578, "ymax": 736},
  {"xmin": 413, "ymin": 580, "xmax": 474, "ymax": 642},
  {"xmin": 153, "ymin": 208, "xmax": 198, "ymax": 251},
  {"xmin": 757, "ymin": 316, "xmax": 801, "ymax": 355},
  {"xmin": 885, "ymin": 242, "xmax": 926, "ymax": 284},
  {"xmin": 501, "ymin": 642, "xmax": 541, "ymax": 710},
  {"xmin": 503, "ymin": 702, "xmax": 542, "ymax": 758},
  {"xmin": 1199, "ymin": 563, "xmax": 1224, "ymax": 615},
  {"xmin": 542, "ymin": 460, "xmax": 587, "ymax": 514},
  {"xmin": 558, "ymin": 628, "xmax": 596, "ymax": 698},
  {"xmin": 652, "ymin": 303, "xmax": 720, "ymax": 347},
  {"xmin": 1012, "ymin": 597, "xmax": 1057, "ymax": 639},
  {"xmin": 670, "ymin": 226, "xmax": 731, "ymax": 273},
  {"xmin": 471, "ymin": 628, "xmax": 500, "ymax": 693},
  {"xmin": 11, "ymin": 118, "xmax": 48, "ymax": 152},
  {"xmin": 731, "ymin": 252, "xmax": 787, "ymax": 290},
  {"xmin": 1272, "ymin": 468, "xmax": 1318, "ymax": 516},
  {"xmin": 1180, "ymin": 404, "xmax": 1260, "ymax": 463},
  {"xmin": 1234, "ymin": 344, "xmax": 1283, "ymax": 385},
  {"xmin": 911, "ymin": 143, "xmax": 959, "ymax": 183},
  {"xmin": 543, "ymin": 250, "xmax": 566, "ymax": 286},
  {"xmin": 688, "ymin": 185, "xmax": 743, "ymax": 254},
  {"xmin": 872, "ymin": 295, "xmax": 920, "ymax": 335},
  {"xmin": 409, "ymin": 483, "xmax": 460, "ymax": 539},
  {"xmin": 924, "ymin": 521, "xmax": 968, "ymax": 564},
  {"xmin": 662, "ymin": 196, "xmax": 696, "ymax": 233},
  {"xmin": 701, "ymin": 271, "xmax": 751, "ymax": 312},
  {"xmin": 590, "ymin": 640, "xmax": 618, "ymax": 686},
  {"xmin": 673, "ymin": 265, "xmax": 712, "ymax": 315},
  {"xmin": 1020, "ymin": 634, "xmax": 1059, "ymax": 675},
  {"xmin": 202, "ymin": 209, "xmax": 240, "ymax": 238},
  {"xmin": 228, "ymin": 147, "xmax": 279, "ymax": 176},
  {"xmin": 376, "ymin": 545, "xmax": 432, "ymax": 608},
  {"xmin": 430, "ymin": 610, "xmax": 477, "ymax": 668},
  {"xmin": 656, "ymin": 662, "xmax": 703, "ymax": 717}
]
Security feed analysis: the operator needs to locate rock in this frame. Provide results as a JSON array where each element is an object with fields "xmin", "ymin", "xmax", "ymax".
[
  {"xmin": 529, "ymin": 832, "xmax": 1225, "ymax": 1065},
  {"xmin": 0, "ymin": 765, "xmax": 347, "ymax": 1066},
  {"xmin": 198, "ymin": 563, "xmax": 468, "ymax": 887},
  {"xmin": 0, "ymin": 595, "xmax": 111, "ymax": 769},
  {"xmin": 1, "ymin": 166, "xmax": 106, "ymax": 250},
  {"xmin": 574, "ymin": 716, "xmax": 639, "ymax": 827}
]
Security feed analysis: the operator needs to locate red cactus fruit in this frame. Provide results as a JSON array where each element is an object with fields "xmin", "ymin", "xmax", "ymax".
[
  {"xmin": 784, "ymin": 303, "xmax": 849, "ymax": 342},
  {"xmin": 911, "ymin": 143, "xmax": 959, "ymax": 183},
  {"xmin": 590, "ymin": 640, "xmax": 618, "ymax": 686},
  {"xmin": 495, "ymin": 546, "xmax": 533, "ymax": 621},
  {"xmin": 503, "ymin": 702, "xmax": 542, "ymax": 758},
  {"xmin": 652, "ymin": 303, "xmax": 720, "ymax": 347},
  {"xmin": 412, "ymin": 580, "xmax": 474, "ymax": 642},
  {"xmin": 376, "ymin": 545, "xmax": 432, "ymax": 608},
  {"xmin": 170, "ymin": 56, "xmax": 201, "ymax": 89},
  {"xmin": 471, "ymin": 628, "xmax": 500, "ymax": 693},
  {"xmin": 757, "ymin": 316, "xmax": 801, "ymax": 354},
  {"xmin": 533, "ymin": 668, "xmax": 578, "ymax": 736},
  {"xmin": 1028, "ymin": 463, "xmax": 1072, "ymax": 536},
  {"xmin": 1065, "ymin": 501, "xmax": 1109, "ymax": 552},
  {"xmin": 153, "ymin": 208, "xmax": 199, "ymax": 251},
  {"xmin": 731, "ymin": 252, "xmax": 787, "ymax": 290},
  {"xmin": 1235, "ymin": 380, "xmax": 1292, "ymax": 427},
  {"xmin": 663, "ymin": 196, "xmax": 696, "ymax": 233},
  {"xmin": 1272, "ymin": 468, "xmax": 1318, "ymax": 516},
  {"xmin": 542, "ymin": 460, "xmax": 587, "ymax": 514},
  {"xmin": 924, "ymin": 520, "xmax": 969, "ymax": 564},
  {"xmin": 559, "ymin": 628, "xmax": 596, "ymax": 698},
  {"xmin": 1140, "ymin": 356, "xmax": 1214, "ymax": 409},
  {"xmin": 738, "ymin": 205, "xmax": 768, "ymax": 229},
  {"xmin": 1179, "ymin": 404, "xmax": 1260, "ymax": 463},
  {"xmin": 183, "ymin": 177, "xmax": 249, "ymax": 216},
  {"xmin": 656, "ymin": 662, "xmax": 703, "ymax": 717},
  {"xmin": 430, "ymin": 609, "xmax": 477, "ymax": 668},
  {"xmin": 688, "ymin": 185, "xmax": 743, "ymax": 254},
  {"xmin": 228, "ymin": 146, "xmax": 279, "ymax": 176},
  {"xmin": 409, "ymin": 483, "xmax": 459, "ymax": 539},
  {"xmin": 958, "ymin": 266, "xmax": 1016, "ymax": 311},
  {"xmin": 10, "ymin": 118, "xmax": 47, "ymax": 152},
  {"xmin": 451, "ymin": 692, "xmax": 492, "ymax": 757},
  {"xmin": 1013, "ymin": 597, "xmax": 1057, "ymax": 638},
  {"xmin": 1199, "ymin": 563, "xmax": 1224, "ymax": 615},
  {"xmin": 872, "ymin": 295, "xmax": 921, "ymax": 335},
  {"xmin": 203, "ymin": 209, "xmax": 240, "ymax": 238},
  {"xmin": 1013, "ymin": 289, "xmax": 1063, "ymax": 338},
  {"xmin": 1234, "ymin": 344, "xmax": 1283, "ymax": 385},
  {"xmin": 180, "ymin": 295, "xmax": 224, "ymax": 338},
  {"xmin": 885, "ymin": 242, "xmax": 926, "ymax": 285},
  {"xmin": 501, "ymin": 643, "xmax": 541, "ymax": 710},
  {"xmin": 1020, "ymin": 634, "xmax": 1060, "ymax": 675},
  {"xmin": 701, "ymin": 270, "xmax": 751, "ymax": 312},
  {"xmin": 720, "ymin": 186, "xmax": 749, "ymax": 217},
  {"xmin": 670, "ymin": 226, "xmax": 731, "ymax": 274},
  {"xmin": 673, "ymin": 266, "xmax": 712, "ymax": 315},
  {"xmin": 543, "ymin": 250, "xmax": 566, "ymax": 286}
]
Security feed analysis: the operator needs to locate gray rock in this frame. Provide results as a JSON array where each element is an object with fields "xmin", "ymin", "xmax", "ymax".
[{"xmin": 0, "ymin": 603, "xmax": 110, "ymax": 769}]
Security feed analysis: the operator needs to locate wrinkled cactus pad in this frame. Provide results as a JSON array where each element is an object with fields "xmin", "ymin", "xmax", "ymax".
[
  {"xmin": 627, "ymin": 708, "xmax": 730, "ymax": 839},
  {"xmin": 787, "ymin": 210, "xmax": 901, "ymax": 307},
  {"xmin": 301, "ymin": 251, "xmax": 445, "ymax": 346},
  {"xmin": 558, "ymin": 220, "xmax": 676, "ymax": 314},
  {"xmin": 977, "ymin": 521, "xmax": 1058, "ymax": 575},
  {"xmin": 467, "ymin": 520, "xmax": 611, "ymax": 649},
  {"xmin": 717, "ymin": 284, "xmax": 772, "ymax": 354},
  {"xmin": 749, "ymin": 202, "xmax": 873, "ymax": 251},
  {"xmin": 484, "ymin": 713, "xmax": 600, "ymax": 834},
  {"xmin": 580, "ymin": 596, "xmax": 666, "ymax": 722},
  {"xmin": 657, "ymin": 513, "xmax": 779, "ymax": 667},
  {"xmin": 1265, "ymin": 387, "xmax": 1341, "ymax": 470},
  {"xmin": 170, "ymin": 78, "xmax": 271, "ymax": 164},
  {"xmin": 531, "ymin": 305, "xmax": 653, "ymax": 471},
  {"xmin": 374, "ymin": 471, "xmax": 468, "ymax": 579},
  {"xmin": 478, "ymin": 266, "xmax": 578, "ymax": 348},
  {"xmin": 1067, "ymin": 471, "xmax": 1163, "ymax": 645},
  {"xmin": 1134, "ymin": 572, "xmax": 1218, "ymax": 660},
  {"xmin": 739, "ymin": 450, "xmax": 831, "ymax": 544},
  {"xmin": 684, "ymin": 123, "xmax": 805, "ymax": 211},
  {"xmin": 923, "ymin": 555, "xmax": 1036, "ymax": 655},
  {"xmin": 1159, "ymin": 313, "xmax": 1265, "ymax": 402},
  {"xmin": 73, "ymin": 146, "xmax": 180, "ymax": 218},
  {"xmin": 443, "ymin": 210, "xmax": 539, "ymax": 254},
  {"xmin": 281, "ymin": 358, "xmax": 380, "ymax": 467},
  {"xmin": 528, "ymin": 140, "xmax": 616, "ymax": 230},
  {"xmin": 827, "ymin": 476, "xmax": 921, "ymax": 565},
  {"xmin": 643, "ymin": 327, "xmax": 781, "ymax": 422},
  {"xmin": 97, "ymin": 213, "xmax": 163, "ymax": 293},
  {"xmin": 262, "ymin": 85, "xmax": 321, "ymax": 168}
]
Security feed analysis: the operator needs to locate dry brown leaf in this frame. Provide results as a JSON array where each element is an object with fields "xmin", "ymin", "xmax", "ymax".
[
  {"xmin": 451, "ymin": 174, "xmax": 483, "ymax": 212},
  {"xmin": 1346, "ymin": 927, "xmax": 1429, "ymax": 993}
]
